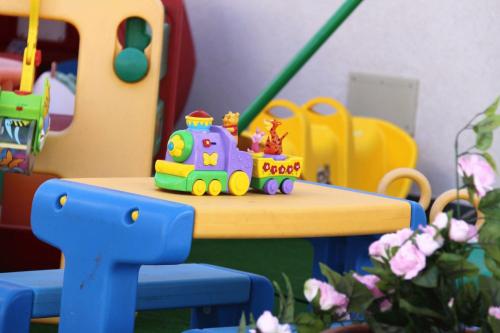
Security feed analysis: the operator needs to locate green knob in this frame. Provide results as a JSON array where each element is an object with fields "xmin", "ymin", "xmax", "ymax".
[{"xmin": 114, "ymin": 48, "xmax": 148, "ymax": 83}]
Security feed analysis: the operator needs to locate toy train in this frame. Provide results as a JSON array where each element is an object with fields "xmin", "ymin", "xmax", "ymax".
[{"xmin": 154, "ymin": 110, "xmax": 302, "ymax": 196}]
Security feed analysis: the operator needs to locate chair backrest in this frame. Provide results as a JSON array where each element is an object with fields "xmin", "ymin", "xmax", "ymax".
[
  {"xmin": 0, "ymin": 0, "xmax": 165, "ymax": 178},
  {"xmin": 302, "ymin": 97, "xmax": 353, "ymax": 186},
  {"xmin": 350, "ymin": 117, "xmax": 417, "ymax": 198},
  {"xmin": 31, "ymin": 179, "xmax": 194, "ymax": 332}
]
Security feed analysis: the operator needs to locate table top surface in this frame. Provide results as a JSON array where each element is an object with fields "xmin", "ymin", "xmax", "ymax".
[{"xmin": 68, "ymin": 178, "xmax": 411, "ymax": 239}]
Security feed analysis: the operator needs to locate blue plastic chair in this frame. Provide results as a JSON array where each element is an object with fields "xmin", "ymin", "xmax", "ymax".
[{"xmin": 0, "ymin": 180, "xmax": 273, "ymax": 333}]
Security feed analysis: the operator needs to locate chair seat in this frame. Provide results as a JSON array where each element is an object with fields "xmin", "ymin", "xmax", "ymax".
[{"xmin": 0, "ymin": 263, "xmax": 251, "ymax": 318}]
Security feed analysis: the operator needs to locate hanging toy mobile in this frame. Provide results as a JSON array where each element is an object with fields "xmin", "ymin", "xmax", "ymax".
[{"xmin": 0, "ymin": 0, "xmax": 50, "ymax": 174}]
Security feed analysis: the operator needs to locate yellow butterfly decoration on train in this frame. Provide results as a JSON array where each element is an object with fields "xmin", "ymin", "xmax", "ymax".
[{"xmin": 203, "ymin": 152, "xmax": 218, "ymax": 166}]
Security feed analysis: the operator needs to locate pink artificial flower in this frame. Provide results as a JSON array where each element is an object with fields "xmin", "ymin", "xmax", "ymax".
[
  {"xmin": 449, "ymin": 219, "xmax": 477, "ymax": 243},
  {"xmin": 395, "ymin": 228, "xmax": 414, "ymax": 245},
  {"xmin": 255, "ymin": 311, "xmax": 279, "ymax": 333},
  {"xmin": 389, "ymin": 242, "xmax": 426, "ymax": 279},
  {"xmin": 304, "ymin": 279, "xmax": 322, "ymax": 302},
  {"xmin": 466, "ymin": 224, "xmax": 479, "ymax": 243},
  {"xmin": 415, "ymin": 232, "xmax": 443, "ymax": 256},
  {"xmin": 489, "ymin": 306, "xmax": 500, "ymax": 320},
  {"xmin": 304, "ymin": 279, "xmax": 349, "ymax": 313},
  {"xmin": 380, "ymin": 299, "xmax": 392, "ymax": 312},
  {"xmin": 458, "ymin": 154, "xmax": 495, "ymax": 197},
  {"xmin": 432, "ymin": 213, "xmax": 449, "ymax": 230},
  {"xmin": 353, "ymin": 273, "xmax": 384, "ymax": 298},
  {"xmin": 368, "ymin": 240, "xmax": 387, "ymax": 261},
  {"xmin": 318, "ymin": 282, "xmax": 349, "ymax": 312},
  {"xmin": 331, "ymin": 290, "xmax": 349, "ymax": 315},
  {"xmin": 318, "ymin": 282, "xmax": 337, "ymax": 310},
  {"xmin": 369, "ymin": 228, "xmax": 414, "ymax": 261}
]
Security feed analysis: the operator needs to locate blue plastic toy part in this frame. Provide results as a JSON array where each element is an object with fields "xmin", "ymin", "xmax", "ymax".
[
  {"xmin": 409, "ymin": 200, "xmax": 427, "ymax": 230},
  {"xmin": 190, "ymin": 265, "xmax": 274, "ymax": 328},
  {"xmin": 0, "ymin": 264, "xmax": 274, "ymax": 331},
  {"xmin": 0, "ymin": 281, "xmax": 33, "ymax": 333},
  {"xmin": 30, "ymin": 179, "xmax": 195, "ymax": 333},
  {"xmin": 184, "ymin": 328, "xmax": 242, "ymax": 333}
]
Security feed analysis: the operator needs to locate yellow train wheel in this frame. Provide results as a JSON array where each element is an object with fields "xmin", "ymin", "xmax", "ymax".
[
  {"xmin": 208, "ymin": 180, "xmax": 222, "ymax": 196},
  {"xmin": 228, "ymin": 171, "xmax": 250, "ymax": 196},
  {"xmin": 191, "ymin": 180, "xmax": 206, "ymax": 196}
]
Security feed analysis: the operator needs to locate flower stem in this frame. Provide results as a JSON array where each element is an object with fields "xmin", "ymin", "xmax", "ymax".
[{"xmin": 454, "ymin": 112, "xmax": 484, "ymax": 218}]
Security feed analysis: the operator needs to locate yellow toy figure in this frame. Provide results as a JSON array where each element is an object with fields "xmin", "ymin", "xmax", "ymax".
[{"xmin": 223, "ymin": 111, "xmax": 239, "ymax": 143}]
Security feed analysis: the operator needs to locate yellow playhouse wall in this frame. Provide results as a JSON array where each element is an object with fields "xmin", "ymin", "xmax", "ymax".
[{"xmin": 0, "ymin": 0, "xmax": 164, "ymax": 178}]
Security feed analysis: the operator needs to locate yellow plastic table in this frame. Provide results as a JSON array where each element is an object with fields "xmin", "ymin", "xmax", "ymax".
[{"xmin": 67, "ymin": 178, "xmax": 426, "ymax": 276}]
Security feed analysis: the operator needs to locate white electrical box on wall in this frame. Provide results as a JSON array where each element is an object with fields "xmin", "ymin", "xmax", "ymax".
[{"xmin": 347, "ymin": 72, "xmax": 419, "ymax": 136}]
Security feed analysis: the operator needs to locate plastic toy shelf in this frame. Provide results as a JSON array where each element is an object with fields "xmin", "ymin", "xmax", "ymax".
[{"xmin": 68, "ymin": 177, "xmax": 415, "ymax": 239}]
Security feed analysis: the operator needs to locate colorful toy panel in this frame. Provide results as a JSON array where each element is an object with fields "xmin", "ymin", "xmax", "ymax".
[
  {"xmin": 0, "ymin": 0, "xmax": 50, "ymax": 174},
  {"xmin": 155, "ymin": 111, "xmax": 303, "ymax": 196}
]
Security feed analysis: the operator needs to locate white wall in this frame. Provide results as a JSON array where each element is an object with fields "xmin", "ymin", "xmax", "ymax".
[{"xmin": 182, "ymin": 0, "xmax": 500, "ymax": 195}]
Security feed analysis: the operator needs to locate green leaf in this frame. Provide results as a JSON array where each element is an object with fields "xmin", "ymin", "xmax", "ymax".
[
  {"xmin": 249, "ymin": 313, "xmax": 256, "ymax": 328},
  {"xmin": 467, "ymin": 186, "xmax": 477, "ymax": 208},
  {"xmin": 364, "ymin": 260, "xmax": 393, "ymax": 281},
  {"xmin": 319, "ymin": 263, "xmax": 342, "ymax": 287},
  {"xmin": 476, "ymin": 131, "xmax": 494, "ymax": 150},
  {"xmin": 479, "ymin": 189, "xmax": 500, "ymax": 220},
  {"xmin": 455, "ymin": 282, "xmax": 482, "ymax": 327},
  {"xmin": 273, "ymin": 281, "xmax": 285, "ymax": 320},
  {"xmin": 282, "ymin": 274, "xmax": 295, "ymax": 324},
  {"xmin": 399, "ymin": 298, "xmax": 445, "ymax": 319},
  {"xmin": 473, "ymin": 115, "xmax": 500, "ymax": 133},
  {"xmin": 479, "ymin": 223, "xmax": 500, "ymax": 262},
  {"xmin": 483, "ymin": 152, "xmax": 498, "ymax": 172},
  {"xmin": 295, "ymin": 312, "xmax": 325, "ymax": 333},
  {"xmin": 238, "ymin": 312, "xmax": 247, "ymax": 333},
  {"xmin": 412, "ymin": 266, "xmax": 438, "ymax": 288},
  {"xmin": 344, "ymin": 273, "xmax": 373, "ymax": 313},
  {"xmin": 436, "ymin": 253, "xmax": 479, "ymax": 278},
  {"xmin": 479, "ymin": 276, "xmax": 500, "ymax": 306},
  {"xmin": 485, "ymin": 256, "xmax": 500, "ymax": 280},
  {"xmin": 485, "ymin": 97, "xmax": 500, "ymax": 117},
  {"xmin": 489, "ymin": 316, "xmax": 500, "ymax": 333}
]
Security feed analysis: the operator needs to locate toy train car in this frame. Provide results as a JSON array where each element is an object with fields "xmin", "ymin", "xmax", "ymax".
[{"xmin": 154, "ymin": 110, "xmax": 302, "ymax": 196}]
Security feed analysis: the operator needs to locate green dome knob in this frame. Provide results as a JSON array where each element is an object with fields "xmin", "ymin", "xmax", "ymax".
[
  {"xmin": 168, "ymin": 130, "xmax": 194, "ymax": 163},
  {"xmin": 114, "ymin": 48, "xmax": 148, "ymax": 83}
]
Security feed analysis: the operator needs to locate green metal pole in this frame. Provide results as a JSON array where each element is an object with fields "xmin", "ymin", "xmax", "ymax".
[{"xmin": 238, "ymin": 0, "xmax": 364, "ymax": 132}]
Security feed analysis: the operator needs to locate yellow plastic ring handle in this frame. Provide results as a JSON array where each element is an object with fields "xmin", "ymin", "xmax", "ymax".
[
  {"xmin": 377, "ymin": 168, "xmax": 432, "ymax": 210},
  {"xmin": 262, "ymin": 99, "xmax": 302, "ymax": 120},
  {"xmin": 302, "ymin": 97, "xmax": 350, "ymax": 118},
  {"xmin": 429, "ymin": 189, "xmax": 483, "ymax": 227}
]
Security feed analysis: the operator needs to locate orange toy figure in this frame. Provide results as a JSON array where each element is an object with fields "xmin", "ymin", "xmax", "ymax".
[{"xmin": 264, "ymin": 119, "xmax": 288, "ymax": 155}]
